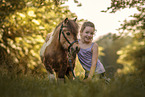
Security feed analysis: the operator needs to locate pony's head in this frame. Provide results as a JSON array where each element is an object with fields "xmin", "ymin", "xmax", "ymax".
[{"xmin": 58, "ymin": 18, "xmax": 80, "ymax": 53}]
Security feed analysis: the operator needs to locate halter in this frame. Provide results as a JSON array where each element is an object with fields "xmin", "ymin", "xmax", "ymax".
[
  {"xmin": 59, "ymin": 24, "xmax": 78, "ymax": 52},
  {"xmin": 59, "ymin": 23, "xmax": 78, "ymax": 78}
]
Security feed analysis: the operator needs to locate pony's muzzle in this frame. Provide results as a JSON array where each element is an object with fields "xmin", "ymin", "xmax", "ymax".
[
  {"xmin": 69, "ymin": 46, "xmax": 80, "ymax": 58},
  {"xmin": 72, "ymin": 44, "xmax": 80, "ymax": 53}
]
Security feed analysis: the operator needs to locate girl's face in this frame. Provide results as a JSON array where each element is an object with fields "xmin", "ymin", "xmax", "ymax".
[{"xmin": 80, "ymin": 26, "xmax": 95, "ymax": 43}]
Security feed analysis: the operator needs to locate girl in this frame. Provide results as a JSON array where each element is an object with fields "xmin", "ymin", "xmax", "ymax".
[{"xmin": 78, "ymin": 21, "xmax": 110, "ymax": 82}]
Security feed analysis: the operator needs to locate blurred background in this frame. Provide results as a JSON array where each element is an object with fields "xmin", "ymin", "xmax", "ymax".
[{"xmin": 0, "ymin": 0, "xmax": 144, "ymax": 79}]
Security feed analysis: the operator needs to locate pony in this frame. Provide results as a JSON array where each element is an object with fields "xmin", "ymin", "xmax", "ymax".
[{"xmin": 40, "ymin": 18, "xmax": 80, "ymax": 80}]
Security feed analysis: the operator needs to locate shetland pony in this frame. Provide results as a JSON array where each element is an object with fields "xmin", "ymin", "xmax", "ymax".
[{"xmin": 40, "ymin": 18, "xmax": 79, "ymax": 80}]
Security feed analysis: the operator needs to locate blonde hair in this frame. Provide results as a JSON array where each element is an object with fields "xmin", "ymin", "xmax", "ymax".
[{"xmin": 80, "ymin": 21, "xmax": 95, "ymax": 33}]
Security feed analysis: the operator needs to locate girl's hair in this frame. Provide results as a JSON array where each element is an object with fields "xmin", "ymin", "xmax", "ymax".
[{"xmin": 80, "ymin": 21, "xmax": 95, "ymax": 33}]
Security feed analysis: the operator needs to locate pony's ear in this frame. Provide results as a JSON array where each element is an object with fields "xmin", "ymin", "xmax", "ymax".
[
  {"xmin": 64, "ymin": 18, "xmax": 68, "ymax": 24},
  {"xmin": 74, "ymin": 18, "xmax": 77, "ymax": 22}
]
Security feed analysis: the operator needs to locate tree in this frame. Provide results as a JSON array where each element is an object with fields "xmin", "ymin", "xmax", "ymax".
[
  {"xmin": 117, "ymin": 39, "xmax": 145, "ymax": 74},
  {"xmin": 96, "ymin": 33, "xmax": 132, "ymax": 78},
  {"xmin": 102, "ymin": 0, "xmax": 145, "ymax": 38},
  {"xmin": 102, "ymin": 0, "xmax": 145, "ymax": 75},
  {"xmin": 0, "ymin": 0, "xmax": 78, "ymax": 75}
]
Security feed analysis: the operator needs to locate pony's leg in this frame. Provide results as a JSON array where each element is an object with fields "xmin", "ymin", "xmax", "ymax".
[
  {"xmin": 43, "ymin": 58, "xmax": 56, "ymax": 81},
  {"xmin": 43, "ymin": 58, "xmax": 53, "ymax": 73},
  {"xmin": 55, "ymin": 72, "xmax": 64, "ymax": 83},
  {"xmin": 66, "ymin": 60, "xmax": 76, "ymax": 80},
  {"xmin": 66, "ymin": 67, "xmax": 73, "ymax": 80},
  {"xmin": 58, "ymin": 63, "xmax": 68, "ymax": 79}
]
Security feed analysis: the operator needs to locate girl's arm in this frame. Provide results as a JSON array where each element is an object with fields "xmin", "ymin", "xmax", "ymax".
[{"xmin": 87, "ymin": 43, "xmax": 98, "ymax": 80}]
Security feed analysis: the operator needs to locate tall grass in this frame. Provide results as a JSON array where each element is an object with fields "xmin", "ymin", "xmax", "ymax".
[{"xmin": 0, "ymin": 73, "xmax": 144, "ymax": 97}]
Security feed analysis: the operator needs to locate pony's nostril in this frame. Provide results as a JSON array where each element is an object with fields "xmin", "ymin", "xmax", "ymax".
[
  {"xmin": 76, "ymin": 46, "xmax": 80, "ymax": 52},
  {"xmin": 76, "ymin": 46, "xmax": 78, "ymax": 50}
]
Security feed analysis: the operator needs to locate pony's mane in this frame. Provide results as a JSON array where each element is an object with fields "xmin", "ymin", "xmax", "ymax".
[
  {"xmin": 66, "ymin": 19, "xmax": 78, "ymax": 38},
  {"xmin": 45, "ymin": 22, "xmax": 62, "ymax": 47},
  {"xmin": 45, "ymin": 19, "xmax": 79, "ymax": 48},
  {"xmin": 55, "ymin": 19, "xmax": 78, "ymax": 35},
  {"xmin": 50, "ymin": 19, "xmax": 78, "ymax": 42}
]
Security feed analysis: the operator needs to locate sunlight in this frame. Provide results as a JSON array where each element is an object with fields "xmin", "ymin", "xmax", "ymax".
[
  {"xmin": 32, "ymin": 19, "xmax": 40, "ymax": 25},
  {"xmin": 63, "ymin": 0, "xmax": 139, "ymax": 40},
  {"xmin": 117, "ymin": 64, "xmax": 135, "ymax": 75},
  {"xmin": 27, "ymin": 10, "xmax": 36, "ymax": 17},
  {"xmin": 39, "ymin": 26, "xmax": 45, "ymax": 30},
  {"xmin": 17, "ymin": 13, "xmax": 25, "ymax": 18},
  {"xmin": 74, "ymin": 56, "xmax": 85, "ymax": 79}
]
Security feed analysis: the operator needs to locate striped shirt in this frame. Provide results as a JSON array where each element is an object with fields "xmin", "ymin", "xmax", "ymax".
[{"xmin": 78, "ymin": 43, "xmax": 105, "ymax": 74}]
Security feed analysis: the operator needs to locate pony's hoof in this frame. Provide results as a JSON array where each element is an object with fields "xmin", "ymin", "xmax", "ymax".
[{"xmin": 48, "ymin": 74, "xmax": 56, "ymax": 82}]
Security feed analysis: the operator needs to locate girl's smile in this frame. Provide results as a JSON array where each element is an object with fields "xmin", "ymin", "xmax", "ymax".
[{"xmin": 80, "ymin": 26, "xmax": 95, "ymax": 44}]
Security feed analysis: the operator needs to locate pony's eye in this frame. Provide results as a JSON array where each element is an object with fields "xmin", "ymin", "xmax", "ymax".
[
  {"xmin": 85, "ymin": 31, "xmax": 89, "ymax": 34},
  {"xmin": 66, "ymin": 32, "xmax": 70, "ymax": 35}
]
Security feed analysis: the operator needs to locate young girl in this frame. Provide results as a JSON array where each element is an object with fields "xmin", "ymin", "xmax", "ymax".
[{"xmin": 78, "ymin": 21, "xmax": 110, "ymax": 82}]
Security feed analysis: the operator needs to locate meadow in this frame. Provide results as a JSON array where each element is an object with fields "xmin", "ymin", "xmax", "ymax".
[
  {"xmin": 0, "ymin": 72, "xmax": 144, "ymax": 97},
  {"xmin": 1, "ymin": 0, "xmax": 145, "ymax": 97}
]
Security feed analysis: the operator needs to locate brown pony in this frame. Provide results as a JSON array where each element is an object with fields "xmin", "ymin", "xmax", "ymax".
[{"xmin": 41, "ymin": 18, "xmax": 79, "ymax": 80}]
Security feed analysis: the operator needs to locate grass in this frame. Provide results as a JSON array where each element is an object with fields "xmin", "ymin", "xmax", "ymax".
[{"xmin": 0, "ymin": 73, "xmax": 145, "ymax": 97}]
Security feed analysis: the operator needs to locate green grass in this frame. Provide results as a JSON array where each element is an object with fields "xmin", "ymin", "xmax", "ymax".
[{"xmin": 0, "ymin": 73, "xmax": 145, "ymax": 97}]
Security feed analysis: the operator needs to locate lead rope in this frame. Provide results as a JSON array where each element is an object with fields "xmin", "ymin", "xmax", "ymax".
[
  {"xmin": 59, "ymin": 23, "xmax": 77, "ymax": 78},
  {"xmin": 68, "ymin": 52, "xmax": 76, "ymax": 78}
]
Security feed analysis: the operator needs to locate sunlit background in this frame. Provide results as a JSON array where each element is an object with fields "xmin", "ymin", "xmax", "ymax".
[
  {"xmin": 0, "ymin": 0, "xmax": 144, "ymax": 77},
  {"xmin": 64, "ymin": 0, "xmax": 139, "ymax": 40},
  {"xmin": 0, "ymin": 0, "xmax": 145, "ymax": 96}
]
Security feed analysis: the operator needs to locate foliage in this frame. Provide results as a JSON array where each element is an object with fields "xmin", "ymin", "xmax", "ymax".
[
  {"xmin": 117, "ymin": 39, "xmax": 145, "ymax": 75},
  {"xmin": 102, "ymin": 0, "xmax": 145, "ymax": 76},
  {"xmin": 0, "ymin": 0, "xmax": 78, "ymax": 75},
  {"xmin": 0, "ymin": 73, "xmax": 144, "ymax": 97},
  {"xmin": 74, "ymin": 56, "xmax": 85, "ymax": 79},
  {"xmin": 102, "ymin": 0, "xmax": 145, "ymax": 37},
  {"xmin": 102, "ymin": 0, "xmax": 144, "ymax": 13},
  {"xmin": 96, "ymin": 33, "xmax": 132, "ymax": 78},
  {"xmin": 102, "ymin": 0, "xmax": 145, "ymax": 38},
  {"xmin": 53, "ymin": 0, "xmax": 82, "ymax": 6}
]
